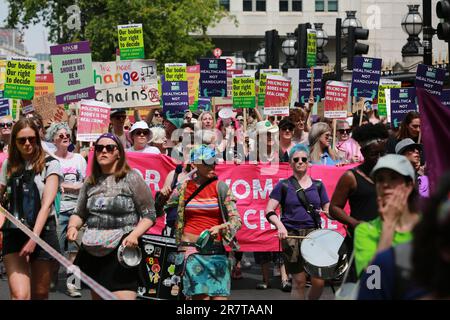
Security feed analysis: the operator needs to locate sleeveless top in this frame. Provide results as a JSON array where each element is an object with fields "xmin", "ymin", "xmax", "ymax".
[{"xmin": 348, "ymin": 168, "xmax": 379, "ymax": 223}]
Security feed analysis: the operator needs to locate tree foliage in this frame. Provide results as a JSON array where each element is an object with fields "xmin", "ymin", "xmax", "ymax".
[{"xmin": 5, "ymin": 0, "xmax": 235, "ymax": 68}]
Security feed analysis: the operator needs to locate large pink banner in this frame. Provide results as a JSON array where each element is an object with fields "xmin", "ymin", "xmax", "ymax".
[{"xmin": 88, "ymin": 152, "xmax": 352, "ymax": 251}]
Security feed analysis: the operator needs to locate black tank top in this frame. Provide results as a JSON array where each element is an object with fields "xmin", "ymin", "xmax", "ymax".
[{"xmin": 348, "ymin": 168, "xmax": 379, "ymax": 223}]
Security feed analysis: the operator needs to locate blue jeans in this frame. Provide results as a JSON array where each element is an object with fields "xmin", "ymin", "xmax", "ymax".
[{"xmin": 58, "ymin": 209, "xmax": 79, "ymax": 253}]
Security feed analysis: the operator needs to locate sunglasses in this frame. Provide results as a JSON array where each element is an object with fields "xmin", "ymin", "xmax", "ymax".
[
  {"xmin": 134, "ymin": 129, "xmax": 150, "ymax": 136},
  {"xmin": 0, "ymin": 122, "xmax": 13, "ymax": 129},
  {"xmin": 112, "ymin": 115, "xmax": 126, "ymax": 120},
  {"xmin": 293, "ymin": 157, "xmax": 308, "ymax": 164},
  {"xmin": 94, "ymin": 144, "xmax": 118, "ymax": 153},
  {"xmin": 281, "ymin": 127, "xmax": 294, "ymax": 132},
  {"xmin": 58, "ymin": 133, "xmax": 71, "ymax": 139},
  {"xmin": 16, "ymin": 136, "xmax": 37, "ymax": 145},
  {"xmin": 338, "ymin": 129, "xmax": 351, "ymax": 134},
  {"xmin": 154, "ymin": 113, "xmax": 162, "ymax": 117},
  {"xmin": 201, "ymin": 160, "xmax": 216, "ymax": 167}
]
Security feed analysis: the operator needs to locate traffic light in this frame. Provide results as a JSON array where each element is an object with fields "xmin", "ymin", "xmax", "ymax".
[
  {"xmin": 265, "ymin": 30, "xmax": 280, "ymax": 69},
  {"xmin": 347, "ymin": 26, "xmax": 369, "ymax": 70},
  {"xmin": 436, "ymin": 0, "xmax": 450, "ymax": 42},
  {"xmin": 294, "ymin": 23, "xmax": 311, "ymax": 68}
]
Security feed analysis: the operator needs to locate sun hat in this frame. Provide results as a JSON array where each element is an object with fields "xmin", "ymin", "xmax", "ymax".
[
  {"xmin": 130, "ymin": 121, "xmax": 150, "ymax": 133},
  {"xmin": 395, "ymin": 138, "xmax": 422, "ymax": 155}
]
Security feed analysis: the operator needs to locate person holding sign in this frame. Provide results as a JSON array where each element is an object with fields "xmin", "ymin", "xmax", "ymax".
[
  {"xmin": 0, "ymin": 118, "xmax": 63, "ymax": 300},
  {"xmin": 109, "ymin": 109, "xmax": 131, "ymax": 149},
  {"xmin": 335, "ymin": 120, "xmax": 363, "ymax": 164},
  {"xmin": 67, "ymin": 133, "xmax": 156, "ymax": 300}
]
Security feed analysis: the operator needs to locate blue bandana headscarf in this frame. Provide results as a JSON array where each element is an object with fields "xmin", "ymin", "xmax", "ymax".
[
  {"xmin": 95, "ymin": 133, "xmax": 122, "ymax": 146},
  {"xmin": 190, "ymin": 145, "xmax": 216, "ymax": 164}
]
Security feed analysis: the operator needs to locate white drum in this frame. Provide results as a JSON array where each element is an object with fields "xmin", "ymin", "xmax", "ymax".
[{"xmin": 300, "ymin": 229, "xmax": 348, "ymax": 280}]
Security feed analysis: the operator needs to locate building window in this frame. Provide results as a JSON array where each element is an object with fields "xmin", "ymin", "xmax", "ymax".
[
  {"xmin": 315, "ymin": 0, "xmax": 325, "ymax": 12},
  {"xmin": 316, "ymin": 0, "xmax": 338, "ymax": 12},
  {"xmin": 256, "ymin": 0, "xmax": 266, "ymax": 11},
  {"xmin": 279, "ymin": 0, "xmax": 289, "ymax": 11},
  {"xmin": 219, "ymin": 0, "xmax": 230, "ymax": 11},
  {"xmin": 328, "ymin": 0, "xmax": 338, "ymax": 11},
  {"xmin": 292, "ymin": 0, "xmax": 302, "ymax": 11},
  {"xmin": 243, "ymin": 0, "xmax": 252, "ymax": 11}
]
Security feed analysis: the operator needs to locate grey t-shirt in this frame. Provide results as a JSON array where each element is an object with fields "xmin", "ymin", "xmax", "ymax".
[
  {"xmin": 0, "ymin": 157, "xmax": 63, "ymax": 218},
  {"xmin": 74, "ymin": 169, "xmax": 156, "ymax": 233}
]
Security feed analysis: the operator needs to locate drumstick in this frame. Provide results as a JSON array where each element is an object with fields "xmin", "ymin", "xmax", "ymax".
[{"xmin": 273, "ymin": 235, "xmax": 308, "ymax": 239}]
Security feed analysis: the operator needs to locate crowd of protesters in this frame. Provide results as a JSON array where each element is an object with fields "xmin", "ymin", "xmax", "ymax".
[{"xmin": 0, "ymin": 96, "xmax": 448, "ymax": 302}]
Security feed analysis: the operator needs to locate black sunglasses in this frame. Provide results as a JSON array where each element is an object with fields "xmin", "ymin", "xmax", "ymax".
[
  {"xmin": 154, "ymin": 113, "xmax": 162, "ymax": 117},
  {"xmin": 281, "ymin": 127, "xmax": 295, "ymax": 132},
  {"xmin": 338, "ymin": 129, "xmax": 351, "ymax": 134},
  {"xmin": 94, "ymin": 144, "xmax": 118, "ymax": 153},
  {"xmin": 0, "ymin": 122, "xmax": 13, "ymax": 128},
  {"xmin": 16, "ymin": 136, "xmax": 37, "ymax": 145},
  {"xmin": 293, "ymin": 157, "xmax": 308, "ymax": 164},
  {"xmin": 134, "ymin": 129, "xmax": 150, "ymax": 136},
  {"xmin": 58, "ymin": 133, "xmax": 71, "ymax": 139}
]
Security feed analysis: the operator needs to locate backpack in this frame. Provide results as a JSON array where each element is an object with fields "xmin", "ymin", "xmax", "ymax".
[{"xmin": 4, "ymin": 157, "xmax": 59, "ymax": 229}]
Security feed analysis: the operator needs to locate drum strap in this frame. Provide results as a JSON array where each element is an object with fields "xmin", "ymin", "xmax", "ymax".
[{"xmin": 288, "ymin": 176, "xmax": 322, "ymax": 229}]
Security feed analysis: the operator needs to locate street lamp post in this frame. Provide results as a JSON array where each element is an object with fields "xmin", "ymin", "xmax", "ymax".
[
  {"xmin": 281, "ymin": 33, "xmax": 297, "ymax": 73},
  {"xmin": 315, "ymin": 23, "xmax": 329, "ymax": 65},
  {"xmin": 341, "ymin": 11, "xmax": 362, "ymax": 56},
  {"xmin": 235, "ymin": 51, "xmax": 247, "ymax": 70},
  {"xmin": 401, "ymin": 4, "xmax": 423, "ymax": 57}
]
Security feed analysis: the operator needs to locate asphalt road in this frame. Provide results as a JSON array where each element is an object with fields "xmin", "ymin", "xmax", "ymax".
[{"xmin": 0, "ymin": 253, "xmax": 336, "ymax": 300}]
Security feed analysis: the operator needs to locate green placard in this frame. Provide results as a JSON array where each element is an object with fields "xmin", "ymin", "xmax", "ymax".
[
  {"xmin": 118, "ymin": 24, "xmax": 145, "ymax": 60},
  {"xmin": 4, "ymin": 60, "xmax": 36, "ymax": 100},
  {"xmin": 306, "ymin": 29, "xmax": 317, "ymax": 68},
  {"xmin": 232, "ymin": 75, "xmax": 255, "ymax": 109},
  {"xmin": 377, "ymin": 81, "xmax": 401, "ymax": 116},
  {"xmin": 258, "ymin": 69, "xmax": 282, "ymax": 107},
  {"xmin": 165, "ymin": 63, "xmax": 187, "ymax": 82}
]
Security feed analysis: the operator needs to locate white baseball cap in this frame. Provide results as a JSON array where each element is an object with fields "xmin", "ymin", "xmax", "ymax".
[
  {"xmin": 371, "ymin": 154, "xmax": 416, "ymax": 182},
  {"xmin": 130, "ymin": 121, "xmax": 150, "ymax": 133}
]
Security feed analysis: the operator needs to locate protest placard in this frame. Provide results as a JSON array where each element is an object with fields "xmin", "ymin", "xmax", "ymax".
[
  {"xmin": 258, "ymin": 69, "xmax": 282, "ymax": 107},
  {"xmin": 441, "ymin": 89, "xmax": 450, "ymax": 108},
  {"xmin": 93, "ymin": 60, "xmax": 157, "ymax": 90},
  {"xmin": 162, "ymin": 80, "xmax": 189, "ymax": 118},
  {"xmin": 232, "ymin": 75, "xmax": 255, "ymax": 109},
  {"xmin": 0, "ymin": 91, "xmax": 9, "ymax": 117},
  {"xmin": 386, "ymin": 87, "xmax": 417, "ymax": 128},
  {"xmin": 77, "ymin": 100, "xmax": 111, "ymax": 142},
  {"xmin": 324, "ymin": 81, "xmax": 350, "ymax": 119},
  {"xmin": 118, "ymin": 24, "xmax": 145, "ymax": 60},
  {"xmin": 306, "ymin": 29, "xmax": 317, "ymax": 67},
  {"xmin": 199, "ymin": 58, "xmax": 227, "ymax": 97},
  {"xmin": 351, "ymin": 57, "xmax": 382, "ymax": 99},
  {"xmin": 264, "ymin": 75, "xmax": 291, "ymax": 116},
  {"xmin": 299, "ymin": 68, "xmax": 322, "ymax": 104},
  {"xmin": 197, "ymin": 97, "xmax": 212, "ymax": 112},
  {"xmin": 34, "ymin": 74, "xmax": 55, "ymax": 97},
  {"xmin": 287, "ymin": 68, "xmax": 300, "ymax": 107},
  {"xmin": 187, "ymin": 65, "xmax": 200, "ymax": 110},
  {"xmin": 50, "ymin": 41, "xmax": 95, "ymax": 104},
  {"xmin": 32, "ymin": 93, "xmax": 68, "ymax": 126},
  {"xmin": 165, "ymin": 63, "xmax": 187, "ymax": 82},
  {"xmin": 4, "ymin": 58, "xmax": 36, "ymax": 100},
  {"xmin": 227, "ymin": 69, "xmax": 243, "ymax": 97},
  {"xmin": 0, "ymin": 60, "xmax": 6, "ymax": 90},
  {"xmin": 377, "ymin": 79, "xmax": 401, "ymax": 116},
  {"xmin": 415, "ymin": 64, "xmax": 445, "ymax": 97}
]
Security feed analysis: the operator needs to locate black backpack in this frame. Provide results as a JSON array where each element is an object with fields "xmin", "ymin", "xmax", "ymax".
[{"xmin": 4, "ymin": 157, "xmax": 56, "ymax": 229}]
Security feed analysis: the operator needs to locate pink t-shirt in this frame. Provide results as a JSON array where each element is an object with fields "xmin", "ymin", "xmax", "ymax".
[{"xmin": 336, "ymin": 138, "xmax": 364, "ymax": 163}]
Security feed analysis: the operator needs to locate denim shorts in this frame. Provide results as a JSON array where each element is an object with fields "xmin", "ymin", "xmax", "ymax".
[{"xmin": 58, "ymin": 209, "xmax": 79, "ymax": 253}]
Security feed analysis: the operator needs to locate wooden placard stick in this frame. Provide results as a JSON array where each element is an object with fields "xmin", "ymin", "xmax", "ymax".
[
  {"xmin": 332, "ymin": 119, "xmax": 337, "ymax": 150},
  {"xmin": 359, "ymin": 97, "xmax": 364, "ymax": 126},
  {"xmin": 243, "ymin": 108, "xmax": 248, "ymax": 132}
]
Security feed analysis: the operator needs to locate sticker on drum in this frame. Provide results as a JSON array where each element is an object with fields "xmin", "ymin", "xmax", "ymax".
[{"xmin": 167, "ymin": 252, "xmax": 176, "ymax": 264}]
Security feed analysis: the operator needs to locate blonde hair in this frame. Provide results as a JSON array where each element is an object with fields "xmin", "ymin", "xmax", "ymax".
[
  {"xmin": 195, "ymin": 111, "xmax": 216, "ymax": 130},
  {"xmin": 309, "ymin": 122, "xmax": 338, "ymax": 162},
  {"xmin": 150, "ymin": 127, "xmax": 166, "ymax": 144}
]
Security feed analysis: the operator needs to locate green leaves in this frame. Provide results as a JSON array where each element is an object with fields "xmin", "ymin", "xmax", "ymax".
[{"xmin": 6, "ymin": 0, "xmax": 233, "ymax": 69}]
